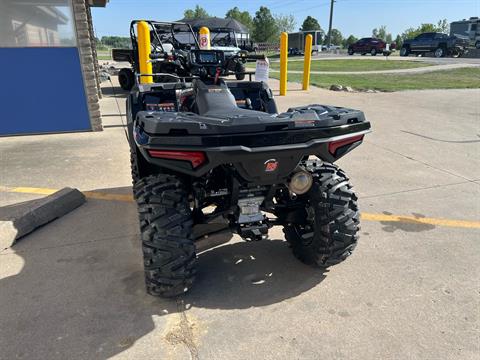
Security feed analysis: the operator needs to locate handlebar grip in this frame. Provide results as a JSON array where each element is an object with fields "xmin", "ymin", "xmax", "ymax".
[{"xmin": 149, "ymin": 52, "xmax": 166, "ymax": 60}]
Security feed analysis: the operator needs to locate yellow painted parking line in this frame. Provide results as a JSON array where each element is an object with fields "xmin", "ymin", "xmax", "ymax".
[
  {"xmin": 361, "ymin": 213, "xmax": 480, "ymax": 229},
  {"xmin": 9, "ymin": 186, "xmax": 57, "ymax": 196},
  {"xmin": 1, "ymin": 185, "xmax": 479, "ymax": 229},
  {"xmin": 82, "ymin": 191, "xmax": 134, "ymax": 202}
]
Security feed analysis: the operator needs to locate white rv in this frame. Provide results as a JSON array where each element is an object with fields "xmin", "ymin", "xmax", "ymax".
[
  {"xmin": 288, "ymin": 31, "xmax": 324, "ymax": 54},
  {"xmin": 450, "ymin": 17, "xmax": 480, "ymax": 49}
]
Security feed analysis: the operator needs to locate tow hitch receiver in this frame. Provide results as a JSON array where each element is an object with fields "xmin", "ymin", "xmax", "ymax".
[{"xmin": 237, "ymin": 196, "xmax": 268, "ymax": 240}]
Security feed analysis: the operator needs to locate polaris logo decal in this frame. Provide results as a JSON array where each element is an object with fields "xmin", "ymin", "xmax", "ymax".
[{"xmin": 264, "ymin": 159, "xmax": 279, "ymax": 172}]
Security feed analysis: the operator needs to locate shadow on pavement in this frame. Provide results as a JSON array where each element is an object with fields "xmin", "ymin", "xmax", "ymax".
[
  {"xmin": 0, "ymin": 186, "xmax": 326, "ymax": 359},
  {"xmin": 380, "ymin": 211, "xmax": 436, "ymax": 233},
  {"xmin": 186, "ymin": 240, "xmax": 326, "ymax": 308},
  {"xmin": 100, "ymin": 84, "xmax": 128, "ymax": 97}
]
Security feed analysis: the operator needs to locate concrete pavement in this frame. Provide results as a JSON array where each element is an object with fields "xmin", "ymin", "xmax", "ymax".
[{"xmin": 0, "ymin": 79, "xmax": 479, "ymax": 360}]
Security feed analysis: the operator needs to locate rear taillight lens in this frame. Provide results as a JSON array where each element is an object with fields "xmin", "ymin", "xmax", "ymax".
[
  {"xmin": 148, "ymin": 150, "xmax": 206, "ymax": 168},
  {"xmin": 328, "ymin": 135, "xmax": 364, "ymax": 155}
]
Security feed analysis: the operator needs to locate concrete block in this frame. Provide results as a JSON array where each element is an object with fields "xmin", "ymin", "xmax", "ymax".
[{"xmin": 0, "ymin": 188, "xmax": 86, "ymax": 249}]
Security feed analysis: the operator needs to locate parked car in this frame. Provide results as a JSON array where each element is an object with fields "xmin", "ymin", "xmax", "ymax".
[
  {"xmin": 348, "ymin": 38, "xmax": 395, "ymax": 56},
  {"xmin": 400, "ymin": 32, "xmax": 470, "ymax": 58}
]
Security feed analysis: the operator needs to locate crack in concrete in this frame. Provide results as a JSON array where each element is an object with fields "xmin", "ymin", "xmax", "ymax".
[
  {"xmin": 366, "ymin": 140, "xmax": 475, "ymax": 182},
  {"xmin": 362, "ymin": 180, "xmax": 479, "ymax": 199},
  {"xmin": 401, "ymin": 130, "xmax": 480, "ymax": 144},
  {"xmin": 163, "ymin": 299, "xmax": 200, "ymax": 360}
]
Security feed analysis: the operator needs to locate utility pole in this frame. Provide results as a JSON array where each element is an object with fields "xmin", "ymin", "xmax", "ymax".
[{"xmin": 326, "ymin": 0, "xmax": 335, "ymax": 48}]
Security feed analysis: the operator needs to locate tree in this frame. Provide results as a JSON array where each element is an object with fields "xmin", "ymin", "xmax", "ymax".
[
  {"xmin": 329, "ymin": 28, "xmax": 343, "ymax": 46},
  {"xmin": 372, "ymin": 25, "xmax": 392, "ymax": 42},
  {"xmin": 401, "ymin": 27, "xmax": 418, "ymax": 40},
  {"xmin": 436, "ymin": 19, "xmax": 449, "ymax": 34},
  {"xmin": 342, "ymin": 35, "xmax": 358, "ymax": 48},
  {"xmin": 183, "ymin": 5, "xmax": 210, "ymax": 19},
  {"xmin": 300, "ymin": 16, "xmax": 321, "ymax": 31},
  {"xmin": 275, "ymin": 14, "xmax": 296, "ymax": 35},
  {"xmin": 252, "ymin": 6, "xmax": 278, "ymax": 43},
  {"xmin": 394, "ymin": 34, "xmax": 403, "ymax": 49},
  {"xmin": 401, "ymin": 20, "xmax": 449, "ymax": 41},
  {"xmin": 100, "ymin": 36, "xmax": 130, "ymax": 48},
  {"xmin": 225, "ymin": 7, "xmax": 253, "ymax": 30}
]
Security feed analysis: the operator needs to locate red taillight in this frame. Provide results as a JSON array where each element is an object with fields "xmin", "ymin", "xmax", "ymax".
[
  {"xmin": 148, "ymin": 150, "xmax": 206, "ymax": 168},
  {"xmin": 328, "ymin": 135, "xmax": 364, "ymax": 155}
]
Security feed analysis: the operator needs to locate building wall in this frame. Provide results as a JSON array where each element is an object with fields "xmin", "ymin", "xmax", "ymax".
[
  {"xmin": 72, "ymin": 0, "xmax": 102, "ymax": 131},
  {"xmin": 86, "ymin": 5, "xmax": 103, "ymax": 98}
]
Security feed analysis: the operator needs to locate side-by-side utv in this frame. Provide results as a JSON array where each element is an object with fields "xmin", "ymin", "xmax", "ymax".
[
  {"xmin": 113, "ymin": 21, "xmax": 252, "ymax": 89},
  {"xmin": 112, "ymin": 21, "xmax": 198, "ymax": 90}
]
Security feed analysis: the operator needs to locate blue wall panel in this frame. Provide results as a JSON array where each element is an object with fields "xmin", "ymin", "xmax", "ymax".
[{"xmin": 0, "ymin": 47, "xmax": 91, "ymax": 135}]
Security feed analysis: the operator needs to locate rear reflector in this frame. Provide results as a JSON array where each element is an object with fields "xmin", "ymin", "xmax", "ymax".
[
  {"xmin": 148, "ymin": 150, "xmax": 206, "ymax": 168},
  {"xmin": 328, "ymin": 135, "xmax": 364, "ymax": 155}
]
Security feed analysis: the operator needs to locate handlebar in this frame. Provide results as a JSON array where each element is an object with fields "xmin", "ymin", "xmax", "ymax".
[
  {"xmin": 143, "ymin": 49, "xmax": 267, "ymax": 82},
  {"xmin": 235, "ymin": 52, "xmax": 266, "ymax": 61},
  {"xmin": 244, "ymin": 54, "xmax": 267, "ymax": 60},
  {"xmin": 149, "ymin": 52, "xmax": 167, "ymax": 60}
]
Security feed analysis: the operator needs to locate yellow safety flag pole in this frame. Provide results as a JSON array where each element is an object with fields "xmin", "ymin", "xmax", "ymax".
[
  {"xmin": 199, "ymin": 27, "xmax": 211, "ymax": 49},
  {"xmin": 279, "ymin": 32, "xmax": 288, "ymax": 96},
  {"xmin": 137, "ymin": 21, "xmax": 153, "ymax": 84},
  {"xmin": 302, "ymin": 34, "xmax": 313, "ymax": 90}
]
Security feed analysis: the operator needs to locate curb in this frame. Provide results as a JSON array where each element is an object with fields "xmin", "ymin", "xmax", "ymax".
[{"xmin": 0, "ymin": 188, "xmax": 86, "ymax": 249}]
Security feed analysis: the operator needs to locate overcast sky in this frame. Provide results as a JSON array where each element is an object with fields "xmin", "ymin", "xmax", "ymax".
[{"xmin": 92, "ymin": 0, "xmax": 479, "ymax": 38}]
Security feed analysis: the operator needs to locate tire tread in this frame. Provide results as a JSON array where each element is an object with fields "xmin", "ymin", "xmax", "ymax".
[
  {"xmin": 284, "ymin": 163, "xmax": 360, "ymax": 267},
  {"xmin": 134, "ymin": 174, "xmax": 196, "ymax": 297}
]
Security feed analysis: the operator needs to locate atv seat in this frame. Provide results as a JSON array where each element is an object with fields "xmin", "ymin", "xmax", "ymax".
[
  {"xmin": 227, "ymin": 81, "xmax": 278, "ymax": 114},
  {"xmin": 194, "ymin": 80, "xmax": 265, "ymax": 119}
]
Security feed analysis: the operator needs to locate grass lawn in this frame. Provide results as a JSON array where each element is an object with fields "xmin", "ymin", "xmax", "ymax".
[
  {"xmin": 97, "ymin": 51, "xmax": 112, "ymax": 60},
  {"xmin": 268, "ymin": 59, "xmax": 431, "ymax": 72},
  {"xmin": 269, "ymin": 67, "xmax": 480, "ymax": 91}
]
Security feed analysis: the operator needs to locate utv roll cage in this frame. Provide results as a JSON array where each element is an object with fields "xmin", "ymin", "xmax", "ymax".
[
  {"xmin": 209, "ymin": 27, "xmax": 239, "ymax": 47},
  {"xmin": 208, "ymin": 27, "xmax": 257, "ymax": 52},
  {"xmin": 112, "ymin": 20, "xmax": 199, "ymax": 72}
]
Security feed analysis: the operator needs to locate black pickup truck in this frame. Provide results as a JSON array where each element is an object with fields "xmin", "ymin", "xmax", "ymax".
[{"xmin": 400, "ymin": 32, "xmax": 470, "ymax": 58}]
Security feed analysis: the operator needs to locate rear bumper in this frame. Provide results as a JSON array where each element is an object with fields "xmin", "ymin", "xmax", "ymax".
[{"xmin": 135, "ymin": 122, "xmax": 371, "ymax": 181}]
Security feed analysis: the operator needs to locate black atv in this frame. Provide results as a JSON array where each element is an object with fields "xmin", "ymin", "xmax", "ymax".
[{"xmin": 126, "ymin": 48, "xmax": 371, "ymax": 297}]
